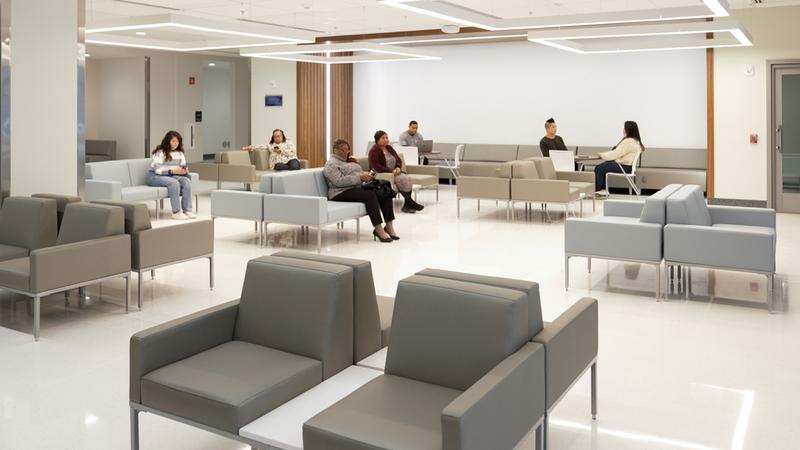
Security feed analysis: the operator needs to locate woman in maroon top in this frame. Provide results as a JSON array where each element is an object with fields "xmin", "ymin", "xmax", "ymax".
[{"xmin": 368, "ymin": 130, "xmax": 424, "ymax": 213}]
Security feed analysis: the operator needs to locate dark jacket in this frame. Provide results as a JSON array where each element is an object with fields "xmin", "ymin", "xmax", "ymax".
[{"xmin": 368, "ymin": 145, "xmax": 403, "ymax": 173}]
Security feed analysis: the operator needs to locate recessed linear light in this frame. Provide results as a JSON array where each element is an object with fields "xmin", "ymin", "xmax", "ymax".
[
  {"xmin": 208, "ymin": 62, "xmax": 216, "ymax": 66},
  {"xmin": 242, "ymin": 42, "xmax": 439, "ymax": 64},
  {"xmin": 135, "ymin": 31, "xmax": 147, "ymax": 36},
  {"xmin": 379, "ymin": 0, "xmax": 730, "ymax": 31},
  {"xmin": 85, "ymin": 53, "xmax": 91, "ymax": 57},
  {"xmin": 380, "ymin": 33, "xmax": 528, "ymax": 46},
  {"xmin": 85, "ymin": 37, "xmax": 301, "ymax": 52},
  {"xmin": 527, "ymin": 19, "xmax": 752, "ymax": 54}
]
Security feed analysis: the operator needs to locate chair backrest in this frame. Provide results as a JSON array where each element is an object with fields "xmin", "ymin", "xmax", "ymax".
[
  {"xmin": 31, "ymin": 193, "xmax": 81, "ymax": 229},
  {"xmin": 0, "ymin": 197, "xmax": 58, "ymax": 251},
  {"xmin": 385, "ymin": 275, "xmax": 529, "ymax": 391},
  {"xmin": 85, "ymin": 160, "xmax": 133, "ymax": 187},
  {"xmin": 57, "ymin": 203, "xmax": 125, "ymax": 245},
  {"xmin": 640, "ymin": 147, "xmax": 707, "ymax": 170},
  {"xmin": 234, "ymin": 256, "xmax": 354, "ymax": 380},
  {"xmin": 253, "ymin": 149, "xmax": 270, "ymax": 170},
  {"xmin": 271, "ymin": 251, "xmax": 382, "ymax": 362},
  {"xmin": 531, "ymin": 158, "xmax": 558, "ymax": 180},
  {"xmin": 127, "ymin": 159, "xmax": 154, "ymax": 186},
  {"xmin": 511, "ymin": 160, "xmax": 540, "ymax": 179},
  {"xmin": 271, "ymin": 169, "xmax": 328, "ymax": 197},
  {"xmin": 415, "ymin": 268, "xmax": 543, "ymax": 338},
  {"xmin": 259, "ymin": 173, "xmax": 274, "ymax": 194},
  {"xmin": 638, "ymin": 184, "xmax": 682, "ymax": 225},
  {"xmin": 462, "ymin": 144, "xmax": 519, "ymax": 163},
  {"xmin": 219, "ymin": 150, "xmax": 253, "ymax": 166},
  {"xmin": 516, "ymin": 145, "xmax": 543, "ymax": 160},
  {"xmin": 396, "ymin": 146, "xmax": 418, "ymax": 166},
  {"xmin": 91, "ymin": 200, "xmax": 152, "ymax": 233},
  {"xmin": 666, "ymin": 184, "xmax": 712, "ymax": 226},
  {"xmin": 628, "ymin": 150, "xmax": 643, "ymax": 176},
  {"xmin": 455, "ymin": 144, "xmax": 465, "ymax": 167},
  {"xmin": 549, "ymin": 150, "xmax": 575, "ymax": 172},
  {"xmin": 356, "ymin": 157, "xmax": 370, "ymax": 172}
]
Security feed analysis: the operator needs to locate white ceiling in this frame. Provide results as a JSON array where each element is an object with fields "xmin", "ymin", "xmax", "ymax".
[{"xmin": 86, "ymin": 0, "xmax": 800, "ymax": 37}]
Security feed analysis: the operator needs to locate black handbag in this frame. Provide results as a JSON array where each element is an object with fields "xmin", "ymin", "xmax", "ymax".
[{"xmin": 362, "ymin": 179, "xmax": 396, "ymax": 200}]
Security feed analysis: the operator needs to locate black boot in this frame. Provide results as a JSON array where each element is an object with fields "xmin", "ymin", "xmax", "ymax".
[{"xmin": 400, "ymin": 191, "xmax": 417, "ymax": 213}]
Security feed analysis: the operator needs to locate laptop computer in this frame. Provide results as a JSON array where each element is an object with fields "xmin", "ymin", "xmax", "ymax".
[{"xmin": 418, "ymin": 140, "xmax": 434, "ymax": 154}]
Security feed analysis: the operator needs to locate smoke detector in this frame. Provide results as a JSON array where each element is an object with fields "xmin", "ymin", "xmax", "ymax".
[{"xmin": 441, "ymin": 24, "xmax": 460, "ymax": 34}]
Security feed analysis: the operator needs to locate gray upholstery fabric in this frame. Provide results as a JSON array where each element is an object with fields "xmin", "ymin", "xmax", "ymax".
[
  {"xmin": 31, "ymin": 194, "xmax": 81, "ymax": 229},
  {"xmin": 133, "ymin": 220, "xmax": 213, "ymax": 269},
  {"xmin": 531, "ymin": 158, "xmax": 558, "ymax": 180},
  {"xmin": 210, "ymin": 190, "xmax": 264, "ymax": 221},
  {"xmin": 0, "ymin": 197, "xmax": 58, "ymax": 252},
  {"xmin": 641, "ymin": 148, "xmax": 707, "ymax": 170},
  {"xmin": 259, "ymin": 173, "xmax": 274, "ymax": 193},
  {"xmin": 565, "ymin": 216, "xmax": 663, "ymax": 262},
  {"xmin": 141, "ymin": 340, "xmax": 321, "ymax": 434},
  {"xmin": 531, "ymin": 298, "xmax": 598, "ymax": 410},
  {"xmin": 639, "ymin": 183, "xmax": 682, "ymax": 225},
  {"xmin": 234, "ymin": 256, "xmax": 353, "ymax": 379},
  {"xmin": 86, "ymin": 160, "xmax": 132, "ymax": 187},
  {"xmin": 303, "ymin": 374, "xmax": 462, "ymax": 450},
  {"xmin": 92, "ymin": 200, "xmax": 152, "ymax": 233},
  {"xmin": 56, "ymin": 203, "xmax": 125, "ymax": 245},
  {"xmin": 708, "ymin": 205, "xmax": 776, "ymax": 228},
  {"xmin": 516, "ymin": 145, "xmax": 543, "ymax": 160},
  {"xmin": 386, "ymin": 275, "xmax": 529, "ymax": 391},
  {"xmin": 121, "ymin": 186, "xmax": 167, "ymax": 202},
  {"xmin": 376, "ymin": 295, "xmax": 394, "ymax": 347},
  {"xmin": 415, "ymin": 268, "xmax": 543, "ymax": 338},
  {"xmin": 271, "ymin": 169, "xmax": 327, "ymax": 197},
  {"xmin": 664, "ymin": 223, "xmax": 775, "ymax": 272},
  {"xmin": 271, "ymin": 251, "xmax": 382, "ymax": 362},
  {"xmin": 0, "ymin": 257, "xmax": 30, "ymax": 291},
  {"xmin": 604, "ymin": 199, "xmax": 645, "ymax": 218},
  {"xmin": 0, "ymin": 244, "xmax": 29, "ymax": 261},
  {"xmin": 666, "ymin": 185, "xmax": 712, "ymax": 226},
  {"xmin": 127, "ymin": 159, "xmax": 154, "ymax": 187},
  {"xmin": 326, "ymin": 202, "xmax": 366, "ymax": 223},
  {"xmin": 462, "ymin": 144, "xmax": 519, "ymax": 162}
]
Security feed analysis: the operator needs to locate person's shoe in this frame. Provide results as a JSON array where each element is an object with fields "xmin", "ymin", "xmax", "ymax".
[
  {"xmin": 184, "ymin": 211, "xmax": 197, "ymax": 219},
  {"xmin": 594, "ymin": 190, "xmax": 609, "ymax": 197},
  {"xmin": 401, "ymin": 204, "xmax": 417, "ymax": 213},
  {"xmin": 411, "ymin": 201, "xmax": 424, "ymax": 211},
  {"xmin": 171, "ymin": 211, "xmax": 188, "ymax": 220},
  {"xmin": 372, "ymin": 230, "xmax": 393, "ymax": 243},
  {"xmin": 384, "ymin": 226, "xmax": 400, "ymax": 240}
]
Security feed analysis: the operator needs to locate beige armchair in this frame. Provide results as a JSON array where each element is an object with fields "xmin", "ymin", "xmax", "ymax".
[
  {"xmin": 511, "ymin": 159, "xmax": 589, "ymax": 220},
  {"xmin": 357, "ymin": 155, "xmax": 440, "ymax": 202},
  {"xmin": 456, "ymin": 162, "xmax": 512, "ymax": 219}
]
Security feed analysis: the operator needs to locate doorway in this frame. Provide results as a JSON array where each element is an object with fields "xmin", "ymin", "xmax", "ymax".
[
  {"xmin": 201, "ymin": 60, "xmax": 234, "ymax": 160},
  {"xmin": 769, "ymin": 61, "xmax": 800, "ymax": 213}
]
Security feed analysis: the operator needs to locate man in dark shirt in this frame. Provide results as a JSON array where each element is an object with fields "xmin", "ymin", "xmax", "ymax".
[{"xmin": 539, "ymin": 118, "xmax": 567, "ymax": 157}]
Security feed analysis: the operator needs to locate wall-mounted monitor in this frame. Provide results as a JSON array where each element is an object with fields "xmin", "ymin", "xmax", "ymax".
[{"xmin": 265, "ymin": 95, "xmax": 283, "ymax": 107}]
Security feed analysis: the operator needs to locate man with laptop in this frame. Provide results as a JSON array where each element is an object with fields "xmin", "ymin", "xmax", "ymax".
[
  {"xmin": 539, "ymin": 117, "xmax": 568, "ymax": 157},
  {"xmin": 399, "ymin": 120, "xmax": 433, "ymax": 164}
]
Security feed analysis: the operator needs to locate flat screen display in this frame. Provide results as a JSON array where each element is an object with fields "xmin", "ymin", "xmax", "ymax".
[{"xmin": 265, "ymin": 95, "xmax": 283, "ymax": 107}]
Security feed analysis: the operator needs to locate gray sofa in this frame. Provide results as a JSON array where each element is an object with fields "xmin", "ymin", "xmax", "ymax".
[
  {"xmin": 86, "ymin": 139, "xmax": 117, "ymax": 162},
  {"xmin": 129, "ymin": 255, "xmax": 358, "ymax": 449},
  {"xmin": 664, "ymin": 184, "xmax": 777, "ymax": 311},
  {"xmin": 303, "ymin": 274, "xmax": 546, "ymax": 450},
  {"xmin": 85, "ymin": 158, "xmax": 199, "ymax": 215},
  {"xmin": 578, "ymin": 146, "xmax": 707, "ymax": 191}
]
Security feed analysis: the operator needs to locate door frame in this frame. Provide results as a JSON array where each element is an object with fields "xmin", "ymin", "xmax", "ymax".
[{"xmin": 767, "ymin": 59, "xmax": 800, "ymax": 210}]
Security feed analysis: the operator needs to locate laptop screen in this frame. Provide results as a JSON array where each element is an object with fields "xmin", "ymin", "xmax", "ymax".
[{"xmin": 418, "ymin": 140, "xmax": 434, "ymax": 154}]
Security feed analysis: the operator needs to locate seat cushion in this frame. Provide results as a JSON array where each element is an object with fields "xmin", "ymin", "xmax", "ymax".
[
  {"xmin": 326, "ymin": 201, "xmax": 366, "ymax": 223},
  {"xmin": 406, "ymin": 174, "xmax": 437, "ymax": 186},
  {"xmin": 141, "ymin": 340, "xmax": 322, "ymax": 435},
  {"xmin": 303, "ymin": 374, "xmax": 462, "ymax": 450},
  {"xmin": 376, "ymin": 295, "xmax": 394, "ymax": 347},
  {"xmin": 569, "ymin": 181, "xmax": 593, "ymax": 195},
  {"xmin": 121, "ymin": 186, "xmax": 167, "ymax": 202},
  {"xmin": 86, "ymin": 160, "xmax": 132, "ymax": 187},
  {"xmin": 532, "ymin": 158, "xmax": 558, "ymax": 180},
  {"xmin": 0, "ymin": 244, "xmax": 29, "ymax": 261},
  {"xmin": 0, "ymin": 257, "xmax": 31, "ymax": 291}
]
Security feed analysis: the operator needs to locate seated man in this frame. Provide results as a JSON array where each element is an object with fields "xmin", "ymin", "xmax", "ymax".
[
  {"xmin": 539, "ymin": 117, "xmax": 568, "ymax": 158},
  {"xmin": 398, "ymin": 120, "xmax": 426, "ymax": 164}
]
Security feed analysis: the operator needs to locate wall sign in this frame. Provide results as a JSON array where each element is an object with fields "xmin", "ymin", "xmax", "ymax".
[
  {"xmin": 265, "ymin": 95, "xmax": 283, "ymax": 107},
  {"xmin": 188, "ymin": 76, "xmax": 196, "ymax": 85}
]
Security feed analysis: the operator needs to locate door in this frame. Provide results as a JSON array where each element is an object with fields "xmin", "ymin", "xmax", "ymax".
[
  {"xmin": 200, "ymin": 61, "xmax": 234, "ymax": 162},
  {"xmin": 774, "ymin": 65, "xmax": 800, "ymax": 212}
]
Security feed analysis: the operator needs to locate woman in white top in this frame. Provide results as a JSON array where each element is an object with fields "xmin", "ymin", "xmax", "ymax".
[
  {"xmin": 147, "ymin": 130, "xmax": 195, "ymax": 220},
  {"xmin": 594, "ymin": 121, "xmax": 644, "ymax": 196},
  {"xmin": 242, "ymin": 128, "xmax": 301, "ymax": 170}
]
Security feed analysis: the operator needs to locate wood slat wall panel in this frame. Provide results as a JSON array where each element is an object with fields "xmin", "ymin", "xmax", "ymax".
[
  {"xmin": 296, "ymin": 62, "xmax": 326, "ymax": 168},
  {"xmin": 331, "ymin": 63, "xmax": 353, "ymax": 152}
]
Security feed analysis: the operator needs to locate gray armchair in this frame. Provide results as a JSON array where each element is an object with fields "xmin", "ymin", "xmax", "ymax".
[
  {"xmin": 31, "ymin": 193, "xmax": 81, "ymax": 229},
  {"xmin": 303, "ymin": 275, "xmax": 546, "ymax": 450},
  {"xmin": 0, "ymin": 197, "xmax": 58, "ymax": 261},
  {"xmin": 565, "ymin": 184, "xmax": 684, "ymax": 299},
  {"xmin": 664, "ymin": 184, "xmax": 777, "ymax": 311},
  {"xmin": 93, "ymin": 200, "xmax": 214, "ymax": 308},
  {"xmin": 129, "ymin": 255, "xmax": 356, "ymax": 449},
  {"xmin": 456, "ymin": 162, "xmax": 512, "ymax": 219},
  {"xmin": 0, "ymin": 202, "xmax": 131, "ymax": 340},
  {"xmin": 357, "ymin": 155, "xmax": 440, "ymax": 202}
]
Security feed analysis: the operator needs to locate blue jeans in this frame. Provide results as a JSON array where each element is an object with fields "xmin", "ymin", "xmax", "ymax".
[
  {"xmin": 147, "ymin": 172, "xmax": 192, "ymax": 213},
  {"xmin": 274, "ymin": 159, "xmax": 301, "ymax": 171},
  {"xmin": 594, "ymin": 160, "xmax": 632, "ymax": 191}
]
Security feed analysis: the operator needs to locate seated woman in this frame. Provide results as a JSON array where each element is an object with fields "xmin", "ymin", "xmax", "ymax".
[
  {"xmin": 243, "ymin": 128, "xmax": 301, "ymax": 171},
  {"xmin": 323, "ymin": 139, "xmax": 398, "ymax": 243},
  {"xmin": 368, "ymin": 130, "xmax": 424, "ymax": 214},
  {"xmin": 594, "ymin": 120, "xmax": 644, "ymax": 197},
  {"xmin": 147, "ymin": 131, "xmax": 195, "ymax": 220}
]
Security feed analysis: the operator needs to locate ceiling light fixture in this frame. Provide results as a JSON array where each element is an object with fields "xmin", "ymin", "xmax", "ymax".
[
  {"xmin": 135, "ymin": 31, "xmax": 147, "ymax": 36},
  {"xmin": 241, "ymin": 42, "xmax": 439, "ymax": 64},
  {"xmin": 380, "ymin": 33, "xmax": 527, "ymax": 46},
  {"xmin": 527, "ymin": 19, "xmax": 751, "ymax": 54},
  {"xmin": 379, "ymin": 0, "xmax": 730, "ymax": 31}
]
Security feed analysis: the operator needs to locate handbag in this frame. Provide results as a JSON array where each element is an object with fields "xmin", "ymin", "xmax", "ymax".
[{"xmin": 362, "ymin": 179, "xmax": 396, "ymax": 201}]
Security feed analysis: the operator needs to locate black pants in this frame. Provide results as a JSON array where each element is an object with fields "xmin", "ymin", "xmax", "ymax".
[
  {"xmin": 333, "ymin": 188, "xmax": 395, "ymax": 226},
  {"xmin": 274, "ymin": 159, "xmax": 301, "ymax": 171},
  {"xmin": 595, "ymin": 160, "xmax": 632, "ymax": 190}
]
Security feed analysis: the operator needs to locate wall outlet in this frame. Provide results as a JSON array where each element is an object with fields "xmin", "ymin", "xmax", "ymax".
[{"xmin": 744, "ymin": 64, "xmax": 755, "ymax": 77}]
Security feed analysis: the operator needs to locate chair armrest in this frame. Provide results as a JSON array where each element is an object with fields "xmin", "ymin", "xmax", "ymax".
[
  {"xmin": 85, "ymin": 179, "xmax": 122, "ymax": 201},
  {"xmin": 30, "ymin": 234, "xmax": 131, "ymax": 293},
  {"xmin": 263, "ymin": 194, "xmax": 327, "ymax": 225},
  {"xmin": 374, "ymin": 173, "xmax": 397, "ymax": 191},
  {"xmin": 511, "ymin": 179, "xmax": 572, "ymax": 203},
  {"xmin": 210, "ymin": 190, "xmax": 264, "ymax": 220},
  {"xmin": 442, "ymin": 342, "xmax": 545, "ymax": 450},
  {"xmin": 299, "ymin": 159, "xmax": 309, "ymax": 169},
  {"xmin": 565, "ymin": 217, "xmax": 662, "ymax": 262},
  {"xmin": 189, "ymin": 172, "xmax": 199, "ymax": 186},
  {"xmin": 604, "ymin": 199, "xmax": 644, "ymax": 218},
  {"xmin": 187, "ymin": 163, "xmax": 219, "ymax": 181},
  {"xmin": 531, "ymin": 298, "xmax": 598, "ymax": 410},
  {"xmin": 218, "ymin": 164, "xmax": 256, "ymax": 183},
  {"xmin": 133, "ymin": 220, "xmax": 213, "ymax": 270},
  {"xmin": 556, "ymin": 171, "xmax": 593, "ymax": 183},
  {"xmin": 129, "ymin": 300, "xmax": 239, "ymax": 403},
  {"xmin": 664, "ymin": 224, "xmax": 775, "ymax": 272},
  {"xmin": 708, "ymin": 205, "xmax": 776, "ymax": 228},
  {"xmin": 457, "ymin": 177, "xmax": 510, "ymax": 200},
  {"xmin": 406, "ymin": 165, "xmax": 439, "ymax": 177}
]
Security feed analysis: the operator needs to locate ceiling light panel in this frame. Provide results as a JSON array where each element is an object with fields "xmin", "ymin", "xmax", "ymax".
[{"xmin": 241, "ymin": 42, "xmax": 440, "ymax": 64}]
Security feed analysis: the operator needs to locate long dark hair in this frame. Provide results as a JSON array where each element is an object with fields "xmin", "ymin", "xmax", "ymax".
[
  {"xmin": 269, "ymin": 128, "xmax": 287, "ymax": 145},
  {"xmin": 155, "ymin": 130, "xmax": 183, "ymax": 161},
  {"xmin": 374, "ymin": 130, "xmax": 388, "ymax": 144},
  {"xmin": 621, "ymin": 121, "xmax": 644, "ymax": 151}
]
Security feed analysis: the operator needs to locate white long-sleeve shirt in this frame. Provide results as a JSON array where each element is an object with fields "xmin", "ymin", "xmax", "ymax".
[
  {"xmin": 599, "ymin": 138, "xmax": 641, "ymax": 166},
  {"xmin": 150, "ymin": 149, "xmax": 187, "ymax": 175}
]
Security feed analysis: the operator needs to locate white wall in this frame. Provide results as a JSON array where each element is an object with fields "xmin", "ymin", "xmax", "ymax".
[
  {"xmin": 714, "ymin": 5, "xmax": 800, "ymax": 201},
  {"xmin": 11, "ymin": 0, "xmax": 79, "ymax": 195},
  {"xmin": 354, "ymin": 41, "xmax": 707, "ymax": 156},
  {"xmin": 250, "ymin": 58, "xmax": 297, "ymax": 146}
]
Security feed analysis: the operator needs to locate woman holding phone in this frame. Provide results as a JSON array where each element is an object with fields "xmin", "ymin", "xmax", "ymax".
[
  {"xmin": 244, "ymin": 129, "xmax": 301, "ymax": 171},
  {"xmin": 147, "ymin": 130, "xmax": 195, "ymax": 220}
]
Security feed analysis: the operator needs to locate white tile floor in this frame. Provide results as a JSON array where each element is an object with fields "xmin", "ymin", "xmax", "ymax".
[{"xmin": 0, "ymin": 185, "xmax": 797, "ymax": 450}]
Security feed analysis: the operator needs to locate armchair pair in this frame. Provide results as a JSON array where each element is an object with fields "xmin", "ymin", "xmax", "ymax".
[
  {"xmin": 511, "ymin": 158, "xmax": 594, "ymax": 220},
  {"xmin": 0, "ymin": 201, "xmax": 131, "ymax": 340}
]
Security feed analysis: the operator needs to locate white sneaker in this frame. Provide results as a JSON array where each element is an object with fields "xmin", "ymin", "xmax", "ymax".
[
  {"xmin": 594, "ymin": 190, "xmax": 609, "ymax": 197},
  {"xmin": 171, "ymin": 211, "xmax": 188, "ymax": 220},
  {"xmin": 184, "ymin": 211, "xmax": 197, "ymax": 219}
]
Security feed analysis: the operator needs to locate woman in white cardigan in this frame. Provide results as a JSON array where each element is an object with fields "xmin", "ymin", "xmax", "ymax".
[{"xmin": 594, "ymin": 121, "xmax": 644, "ymax": 196}]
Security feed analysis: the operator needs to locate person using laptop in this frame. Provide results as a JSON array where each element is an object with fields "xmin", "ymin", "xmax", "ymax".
[
  {"xmin": 539, "ymin": 118, "xmax": 568, "ymax": 157},
  {"xmin": 399, "ymin": 120, "xmax": 429, "ymax": 164}
]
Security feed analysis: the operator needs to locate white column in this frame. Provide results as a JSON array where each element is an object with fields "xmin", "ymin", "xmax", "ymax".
[{"xmin": 10, "ymin": 0, "xmax": 83, "ymax": 196}]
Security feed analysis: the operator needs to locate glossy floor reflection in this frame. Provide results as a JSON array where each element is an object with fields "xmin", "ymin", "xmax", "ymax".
[{"xmin": 0, "ymin": 184, "xmax": 797, "ymax": 449}]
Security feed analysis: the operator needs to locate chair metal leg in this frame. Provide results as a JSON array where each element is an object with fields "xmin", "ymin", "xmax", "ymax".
[
  {"xmin": 195, "ymin": 194, "xmax": 199, "ymax": 212},
  {"xmin": 150, "ymin": 269, "xmax": 155, "ymax": 280},
  {"xmin": 317, "ymin": 227, "xmax": 322, "ymax": 253},
  {"xmin": 125, "ymin": 274, "xmax": 130, "ymax": 312},
  {"xmin": 565, "ymin": 255, "xmax": 570, "ymax": 291},
  {"xmin": 510, "ymin": 202, "xmax": 515, "ymax": 221},
  {"xmin": 254, "ymin": 221, "xmax": 258, "ymax": 232},
  {"xmin": 209, "ymin": 256, "xmax": 215, "ymax": 290},
  {"xmin": 436, "ymin": 184, "xmax": 439, "ymax": 202},
  {"xmin": 456, "ymin": 198, "xmax": 460, "ymax": 218},
  {"xmin": 137, "ymin": 271, "xmax": 143, "ymax": 310},
  {"xmin": 588, "ymin": 257, "xmax": 592, "ymax": 273},
  {"xmin": 767, "ymin": 273, "xmax": 775, "ymax": 313},
  {"xmin": 591, "ymin": 362, "xmax": 598, "ymax": 420},
  {"xmin": 356, "ymin": 218, "xmax": 360, "ymax": 242},
  {"xmin": 593, "ymin": 197, "xmax": 596, "ymax": 212},
  {"xmin": 33, "ymin": 295, "xmax": 41, "ymax": 341},
  {"xmin": 78, "ymin": 287, "xmax": 85, "ymax": 300},
  {"xmin": 685, "ymin": 266, "xmax": 691, "ymax": 300},
  {"xmin": 579, "ymin": 198, "xmax": 583, "ymax": 217},
  {"xmin": 264, "ymin": 222, "xmax": 269, "ymax": 247},
  {"xmin": 477, "ymin": 199, "xmax": 480, "ymax": 212},
  {"xmin": 656, "ymin": 263, "xmax": 662, "ymax": 301},
  {"xmin": 130, "ymin": 407, "xmax": 140, "ymax": 450},
  {"xmin": 542, "ymin": 414, "xmax": 549, "ymax": 450}
]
